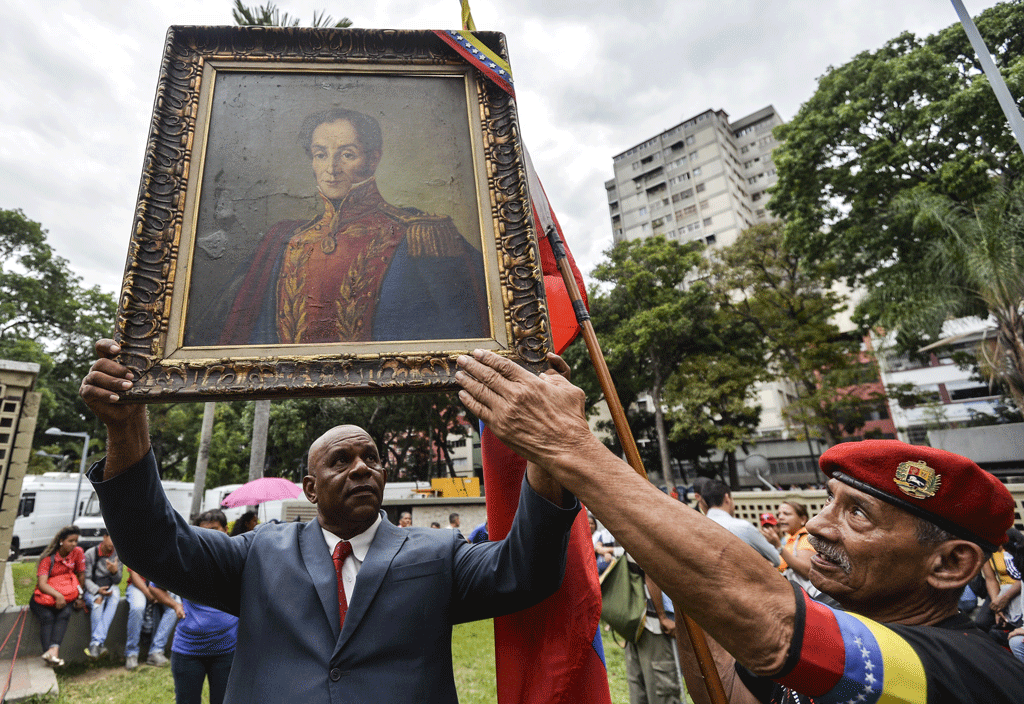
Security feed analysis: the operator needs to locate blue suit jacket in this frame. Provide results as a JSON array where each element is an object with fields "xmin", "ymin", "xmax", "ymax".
[{"xmin": 89, "ymin": 452, "xmax": 578, "ymax": 703}]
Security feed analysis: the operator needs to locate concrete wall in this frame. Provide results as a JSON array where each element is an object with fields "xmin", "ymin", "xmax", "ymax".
[
  {"xmin": 929, "ymin": 423, "xmax": 1024, "ymax": 465},
  {"xmin": 0, "ymin": 591, "xmax": 171, "ymax": 665},
  {"xmin": 0, "ymin": 361, "xmax": 41, "ymax": 609}
]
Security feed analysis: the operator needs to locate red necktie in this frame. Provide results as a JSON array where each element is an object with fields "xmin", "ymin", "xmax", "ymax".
[{"xmin": 332, "ymin": 541, "xmax": 353, "ymax": 629}]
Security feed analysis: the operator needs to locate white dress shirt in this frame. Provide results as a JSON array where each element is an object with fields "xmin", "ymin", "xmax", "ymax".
[{"xmin": 321, "ymin": 514, "xmax": 382, "ymax": 604}]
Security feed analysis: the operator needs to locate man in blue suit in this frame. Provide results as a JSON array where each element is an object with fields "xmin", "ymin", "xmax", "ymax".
[{"xmin": 81, "ymin": 340, "xmax": 578, "ymax": 703}]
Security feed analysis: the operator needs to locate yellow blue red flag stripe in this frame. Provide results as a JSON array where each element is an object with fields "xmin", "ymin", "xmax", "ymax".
[
  {"xmin": 433, "ymin": 30, "xmax": 514, "ymax": 96},
  {"xmin": 778, "ymin": 591, "xmax": 928, "ymax": 704}
]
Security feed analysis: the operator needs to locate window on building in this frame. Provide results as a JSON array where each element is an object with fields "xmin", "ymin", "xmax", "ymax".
[
  {"xmin": 751, "ymin": 192, "xmax": 761, "ymax": 201},
  {"xmin": 693, "ymin": 167, "xmax": 702, "ymax": 176},
  {"xmin": 680, "ymin": 187, "xmax": 694, "ymax": 198},
  {"xmin": 683, "ymin": 205, "xmax": 697, "ymax": 216},
  {"xmin": 703, "ymin": 217, "xmax": 712, "ymax": 226},
  {"xmin": 949, "ymin": 385, "xmax": 995, "ymax": 401},
  {"xmin": 638, "ymin": 206, "xmax": 647, "ymax": 215},
  {"xmin": 695, "ymin": 183, "xmax": 706, "ymax": 193},
  {"xmin": 705, "ymin": 234, "xmax": 716, "ymax": 245},
  {"xmin": 740, "ymin": 145, "xmax": 749, "ymax": 154},
  {"xmin": 699, "ymin": 200, "xmax": 709, "ymax": 210},
  {"xmin": 686, "ymin": 135, "xmax": 695, "ymax": 145}
]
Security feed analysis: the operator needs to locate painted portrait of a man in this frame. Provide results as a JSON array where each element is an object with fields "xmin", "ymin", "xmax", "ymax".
[
  {"xmin": 180, "ymin": 71, "xmax": 495, "ymax": 350},
  {"xmin": 192, "ymin": 106, "xmax": 488, "ymax": 347}
]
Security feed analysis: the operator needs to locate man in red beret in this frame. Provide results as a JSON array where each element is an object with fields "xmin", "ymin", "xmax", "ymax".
[{"xmin": 456, "ymin": 350, "xmax": 1024, "ymax": 704}]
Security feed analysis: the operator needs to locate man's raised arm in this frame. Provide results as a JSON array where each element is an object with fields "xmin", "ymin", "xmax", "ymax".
[
  {"xmin": 79, "ymin": 339, "xmax": 150, "ymax": 479},
  {"xmin": 456, "ymin": 348, "xmax": 796, "ymax": 676}
]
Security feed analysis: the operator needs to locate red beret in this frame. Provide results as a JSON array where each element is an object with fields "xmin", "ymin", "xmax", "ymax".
[{"xmin": 819, "ymin": 440, "xmax": 1015, "ymax": 551}]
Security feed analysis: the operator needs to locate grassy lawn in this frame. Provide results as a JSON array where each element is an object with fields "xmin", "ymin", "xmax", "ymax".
[{"xmin": 11, "ymin": 562, "xmax": 640, "ymax": 702}]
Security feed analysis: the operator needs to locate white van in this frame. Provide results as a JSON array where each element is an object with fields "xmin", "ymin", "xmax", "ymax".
[
  {"xmin": 12, "ymin": 473, "xmax": 90, "ymax": 558},
  {"xmin": 75, "ymin": 481, "xmax": 195, "ymax": 549}
]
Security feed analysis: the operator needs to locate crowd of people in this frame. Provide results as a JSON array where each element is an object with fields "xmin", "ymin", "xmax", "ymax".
[
  {"xmin": 54, "ymin": 341, "xmax": 1024, "ymax": 703},
  {"xmin": 28, "ymin": 510, "xmax": 258, "ymax": 704}
]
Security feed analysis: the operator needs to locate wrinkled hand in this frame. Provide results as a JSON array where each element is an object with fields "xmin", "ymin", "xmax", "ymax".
[
  {"xmin": 80, "ymin": 340, "xmax": 143, "ymax": 427},
  {"xmin": 456, "ymin": 349, "xmax": 590, "ymax": 468},
  {"xmin": 542, "ymin": 353, "xmax": 572, "ymax": 383},
  {"xmin": 105, "ymin": 558, "xmax": 118, "ymax": 574}
]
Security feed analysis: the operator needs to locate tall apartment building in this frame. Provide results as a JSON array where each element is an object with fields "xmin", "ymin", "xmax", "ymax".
[
  {"xmin": 605, "ymin": 105, "xmax": 782, "ymax": 250},
  {"xmin": 603, "ymin": 106, "xmax": 834, "ymax": 485}
]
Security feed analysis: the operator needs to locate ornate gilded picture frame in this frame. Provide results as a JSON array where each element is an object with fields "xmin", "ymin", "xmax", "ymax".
[{"xmin": 116, "ymin": 26, "xmax": 551, "ymax": 402}]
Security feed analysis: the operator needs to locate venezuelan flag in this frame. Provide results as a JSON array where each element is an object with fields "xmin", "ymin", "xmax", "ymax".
[{"xmin": 777, "ymin": 591, "xmax": 928, "ymax": 703}]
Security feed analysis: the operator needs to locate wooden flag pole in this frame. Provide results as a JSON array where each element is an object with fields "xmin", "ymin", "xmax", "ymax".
[{"xmin": 545, "ymin": 225, "xmax": 729, "ymax": 704}]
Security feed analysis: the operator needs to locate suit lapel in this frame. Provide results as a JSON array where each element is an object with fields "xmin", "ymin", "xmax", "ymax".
[
  {"xmin": 299, "ymin": 518, "xmax": 341, "ymax": 636},
  {"xmin": 334, "ymin": 513, "xmax": 406, "ymax": 655}
]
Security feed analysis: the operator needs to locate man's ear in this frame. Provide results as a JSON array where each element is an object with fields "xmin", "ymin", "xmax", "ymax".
[
  {"xmin": 927, "ymin": 540, "xmax": 985, "ymax": 592},
  {"xmin": 302, "ymin": 475, "xmax": 317, "ymax": 504},
  {"xmin": 365, "ymin": 149, "xmax": 382, "ymax": 176}
]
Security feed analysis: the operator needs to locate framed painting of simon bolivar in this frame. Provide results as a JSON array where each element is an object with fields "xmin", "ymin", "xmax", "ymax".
[{"xmin": 115, "ymin": 25, "xmax": 553, "ymax": 402}]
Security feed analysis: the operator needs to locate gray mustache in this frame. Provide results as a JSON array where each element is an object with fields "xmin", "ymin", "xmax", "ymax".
[{"xmin": 807, "ymin": 535, "xmax": 852, "ymax": 574}]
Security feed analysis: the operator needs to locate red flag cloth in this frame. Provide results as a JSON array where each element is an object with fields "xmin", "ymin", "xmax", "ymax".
[
  {"xmin": 526, "ymin": 152, "xmax": 587, "ymax": 355},
  {"xmin": 437, "ymin": 21, "xmax": 604, "ymax": 702},
  {"xmin": 483, "ymin": 429, "xmax": 611, "ymax": 704}
]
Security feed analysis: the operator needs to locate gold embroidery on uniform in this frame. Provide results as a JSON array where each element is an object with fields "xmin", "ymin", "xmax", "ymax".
[
  {"xmin": 277, "ymin": 221, "xmax": 326, "ymax": 343},
  {"xmin": 335, "ymin": 229, "xmax": 399, "ymax": 340}
]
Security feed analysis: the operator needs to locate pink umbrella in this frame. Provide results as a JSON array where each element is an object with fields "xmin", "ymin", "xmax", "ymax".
[{"xmin": 221, "ymin": 477, "xmax": 303, "ymax": 507}]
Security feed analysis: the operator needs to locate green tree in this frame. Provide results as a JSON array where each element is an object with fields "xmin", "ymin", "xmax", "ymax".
[
  {"xmin": 664, "ymin": 309, "xmax": 766, "ymax": 485},
  {"xmin": 708, "ymin": 223, "xmax": 885, "ymax": 447},
  {"xmin": 770, "ymin": 2, "xmax": 1024, "ymax": 300},
  {"xmin": 0, "ymin": 209, "xmax": 117, "ymax": 448},
  {"xmin": 232, "ymin": 0, "xmax": 351, "ymax": 28},
  {"xmin": 871, "ymin": 183, "xmax": 1024, "ymax": 410},
  {"xmin": 586, "ymin": 236, "xmax": 716, "ymax": 486}
]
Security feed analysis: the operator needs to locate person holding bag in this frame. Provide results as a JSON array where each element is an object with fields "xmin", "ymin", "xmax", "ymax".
[{"xmin": 30, "ymin": 525, "xmax": 86, "ymax": 667}]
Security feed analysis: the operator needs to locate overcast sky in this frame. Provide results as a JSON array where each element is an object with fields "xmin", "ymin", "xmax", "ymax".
[{"xmin": 0, "ymin": 0, "xmax": 1004, "ymax": 296}]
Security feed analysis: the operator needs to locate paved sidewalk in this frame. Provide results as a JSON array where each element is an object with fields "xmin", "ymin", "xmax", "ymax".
[{"xmin": 0, "ymin": 655, "xmax": 58, "ymax": 702}]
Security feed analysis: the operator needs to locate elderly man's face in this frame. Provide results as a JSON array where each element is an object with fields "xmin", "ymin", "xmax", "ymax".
[
  {"xmin": 399, "ymin": 513, "xmax": 412, "ymax": 527},
  {"xmin": 303, "ymin": 425, "xmax": 387, "ymax": 533},
  {"xmin": 805, "ymin": 479, "xmax": 936, "ymax": 616},
  {"xmin": 310, "ymin": 119, "xmax": 380, "ymax": 201}
]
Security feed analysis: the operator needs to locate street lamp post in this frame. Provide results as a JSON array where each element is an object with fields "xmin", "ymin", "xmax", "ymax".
[{"xmin": 44, "ymin": 428, "xmax": 90, "ymax": 524}]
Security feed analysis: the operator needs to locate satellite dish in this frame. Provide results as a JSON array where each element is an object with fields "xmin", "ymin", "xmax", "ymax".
[{"xmin": 742, "ymin": 454, "xmax": 774, "ymax": 490}]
